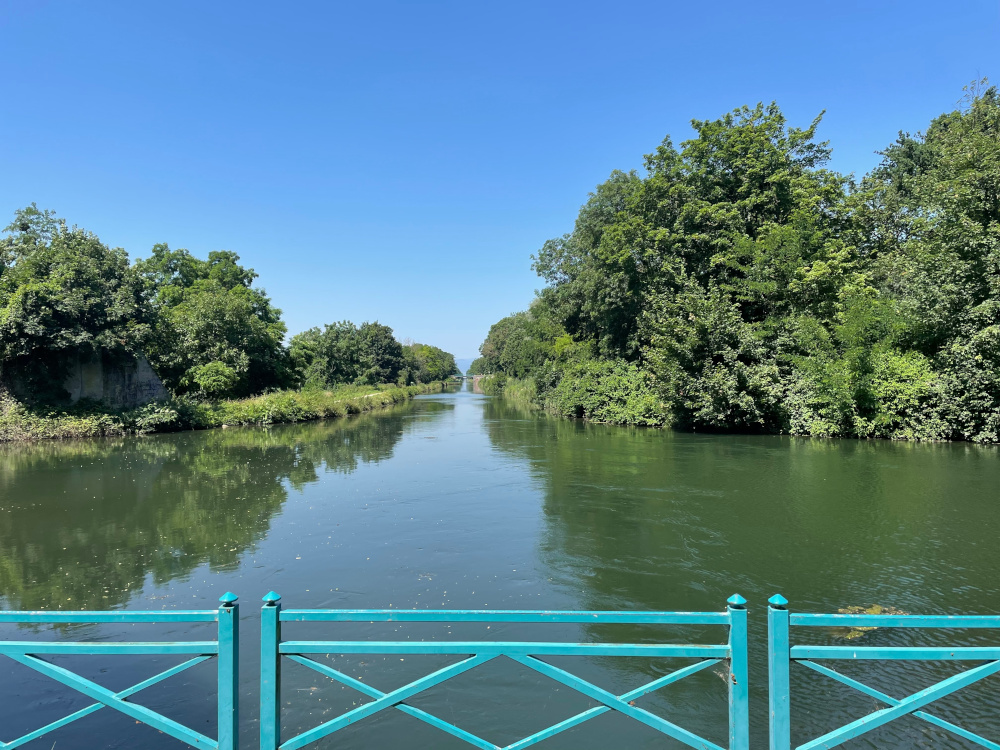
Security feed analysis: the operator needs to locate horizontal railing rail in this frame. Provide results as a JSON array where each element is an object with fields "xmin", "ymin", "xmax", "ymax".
[
  {"xmin": 768, "ymin": 594, "xmax": 1000, "ymax": 750},
  {"xmin": 278, "ymin": 609, "xmax": 733, "ymax": 623},
  {"xmin": 0, "ymin": 593, "xmax": 239, "ymax": 750},
  {"xmin": 0, "ymin": 610, "xmax": 221, "ymax": 623},
  {"xmin": 260, "ymin": 592, "xmax": 749, "ymax": 750}
]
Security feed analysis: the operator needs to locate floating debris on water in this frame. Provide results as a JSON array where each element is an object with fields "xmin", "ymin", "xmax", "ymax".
[{"xmin": 833, "ymin": 604, "xmax": 908, "ymax": 640}]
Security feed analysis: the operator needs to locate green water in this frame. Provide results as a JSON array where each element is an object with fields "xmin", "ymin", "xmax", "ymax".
[{"xmin": 1, "ymin": 386, "xmax": 998, "ymax": 748}]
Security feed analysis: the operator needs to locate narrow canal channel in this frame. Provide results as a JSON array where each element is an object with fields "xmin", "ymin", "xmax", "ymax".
[{"xmin": 1, "ymin": 384, "xmax": 998, "ymax": 748}]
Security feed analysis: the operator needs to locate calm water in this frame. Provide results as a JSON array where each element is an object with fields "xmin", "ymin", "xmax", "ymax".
[{"xmin": 1, "ymin": 386, "xmax": 998, "ymax": 748}]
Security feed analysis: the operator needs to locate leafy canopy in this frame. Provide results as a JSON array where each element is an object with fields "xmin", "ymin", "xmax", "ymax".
[
  {"xmin": 0, "ymin": 206, "xmax": 151, "ymax": 400},
  {"xmin": 290, "ymin": 321, "xmax": 411, "ymax": 388},
  {"xmin": 135, "ymin": 243, "xmax": 290, "ymax": 398},
  {"xmin": 480, "ymin": 86, "xmax": 1000, "ymax": 441}
]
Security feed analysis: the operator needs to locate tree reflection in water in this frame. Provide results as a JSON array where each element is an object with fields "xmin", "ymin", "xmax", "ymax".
[
  {"xmin": 0, "ymin": 401, "xmax": 430, "ymax": 610},
  {"xmin": 480, "ymin": 397, "xmax": 1000, "ymax": 747}
]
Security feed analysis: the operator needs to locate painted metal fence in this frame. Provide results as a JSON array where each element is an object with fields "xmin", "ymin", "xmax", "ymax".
[
  {"xmin": 0, "ymin": 592, "xmax": 239, "ymax": 750},
  {"xmin": 767, "ymin": 594, "xmax": 1000, "ymax": 750},
  {"xmin": 7, "ymin": 591, "xmax": 996, "ymax": 749},
  {"xmin": 260, "ymin": 592, "xmax": 749, "ymax": 750}
]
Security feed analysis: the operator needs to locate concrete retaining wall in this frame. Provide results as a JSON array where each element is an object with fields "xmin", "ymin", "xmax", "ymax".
[{"xmin": 61, "ymin": 354, "xmax": 169, "ymax": 408}]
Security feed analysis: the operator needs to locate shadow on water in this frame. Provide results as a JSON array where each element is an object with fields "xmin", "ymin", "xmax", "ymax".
[{"xmin": 0, "ymin": 400, "xmax": 433, "ymax": 611}]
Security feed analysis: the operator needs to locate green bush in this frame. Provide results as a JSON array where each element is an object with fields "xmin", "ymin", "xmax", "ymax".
[
  {"xmin": 478, "ymin": 374, "xmax": 507, "ymax": 395},
  {"xmin": 546, "ymin": 361, "xmax": 669, "ymax": 426},
  {"xmin": 187, "ymin": 361, "xmax": 239, "ymax": 397},
  {"xmin": 499, "ymin": 376, "xmax": 538, "ymax": 406}
]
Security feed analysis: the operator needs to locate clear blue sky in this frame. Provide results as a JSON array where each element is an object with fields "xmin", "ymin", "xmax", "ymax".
[{"xmin": 1, "ymin": 2, "xmax": 997, "ymax": 358}]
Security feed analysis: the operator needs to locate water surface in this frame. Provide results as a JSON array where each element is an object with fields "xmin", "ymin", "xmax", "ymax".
[{"xmin": 1, "ymin": 387, "xmax": 998, "ymax": 748}]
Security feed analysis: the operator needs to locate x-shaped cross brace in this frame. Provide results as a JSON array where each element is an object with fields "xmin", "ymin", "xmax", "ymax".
[
  {"xmin": 1, "ymin": 653, "xmax": 217, "ymax": 749},
  {"xmin": 796, "ymin": 658, "xmax": 1000, "ymax": 750},
  {"xmin": 284, "ymin": 653, "xmax": 725, "ymax": 750}
]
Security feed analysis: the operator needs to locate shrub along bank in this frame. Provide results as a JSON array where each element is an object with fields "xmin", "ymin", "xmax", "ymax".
[{"xmin": 479, "ymin": 366, "xmax": 669, "ymax": 426}]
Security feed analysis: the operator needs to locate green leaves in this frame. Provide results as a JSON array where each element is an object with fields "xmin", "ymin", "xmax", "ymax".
[
  {"xmin": 408, "ymin": 343, "xmax": 459, "ymax": 383},
  {"xmin": 479, "ymin": 86, "xmax": 1000, "ymax": 442},
  {"xmin": 185, "ymin": 362, "xmax": 239, "ymax": 398},
  {"xmin": 478, "ymin": 307, "xmax": 568, "ymax": 378},
  {"xmin": 288, "ymin": 321, "xmax": 420, "ymax": 388},
  {"xmin": 548, "ymin": 360, "xmax": 668, "ymax": 426},
  {"xmin": 143, "ymin": 273, "xmax": 289, "ymax": 399},
  {"xmin": 2, "ymin": 208, "xmax": 458, "ymax": 408},
  {"xmin": 644, "ymin": 282, "xmax": 783, "ymax": 431},
  {"xmin": 0, "ymin": 208, "xmax": 151, "ymax": 401}
]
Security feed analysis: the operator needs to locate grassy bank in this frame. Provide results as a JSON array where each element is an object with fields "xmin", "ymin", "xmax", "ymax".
[{"xmin": 0, "ymin": 382, "xmax": 445, "ymax": 442}]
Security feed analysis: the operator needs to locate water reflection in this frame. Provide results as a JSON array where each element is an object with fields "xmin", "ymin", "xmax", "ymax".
[
  {"xmin": 482, "ymin": 397, "xmax": 1000, "ymax": 613},
  {"xmin": 0, "ymin": 402, "xmax": 432, "ymax": 610},
  {"xmin": 2, "ymin": 390, "xmax": 998, "ymax": 748},
  {"xmin": 481, "ymin": 398, "xmax": 1000, "ymax": 747}
]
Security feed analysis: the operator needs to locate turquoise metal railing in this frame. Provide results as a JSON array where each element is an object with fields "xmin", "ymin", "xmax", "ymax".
[
  {"xmin": 0, "ymin": 592, "xmax": 239, "ymax": 750},
  {"xmin": 13, "ymin": 591, "xmax": 996, "ymax": 748},
  {"xmin": 260, "ymin": 592, "xmax": 749, "ymax": 750},
  {"xmin": 767, "ymin": 594, "xmax": 1000, "ymax": 750}
]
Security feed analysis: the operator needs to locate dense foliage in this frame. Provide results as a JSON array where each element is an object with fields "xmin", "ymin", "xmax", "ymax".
[
  {"xmin": 290, "ymin": 321, "xmax": 401, "ymax": 388},
  {"xmin": 0, "ymin": 207, "xmax": 151, "ymax": 400},
  {"xmin": 1, "ymin": 209, "xmax": 457, "ymax": 413},
  {"xmin": 289, "ymin": 324, "xmax": 459, "ymax": 388},
  {"xmin": 477, "ymin": 83, "xmax": 1000, "ymax": 441},
  {"xmin": 136, "ymin": 243, "xmax": 291, "ymax": 397},
  {"xmin": 404, "ymin": 343, "xmax": 460, "ymax": 383}
]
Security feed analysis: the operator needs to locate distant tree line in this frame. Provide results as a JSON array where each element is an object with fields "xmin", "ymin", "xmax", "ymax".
[
  {"xmin": 289, "ymin": 323, "xmax": 458, "ymax": 389},
  {"xmin": 474, "ymin": 82, "xmax": 1000, "ymax": 442},
  {"xmin": 0, "ymin": 209, "xmax": 458, "ymax": 402}
]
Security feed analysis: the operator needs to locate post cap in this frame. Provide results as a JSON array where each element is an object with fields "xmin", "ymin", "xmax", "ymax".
[
  {"xmin": 768, "ymin": 594, "xmax": 789, "ymax": 609},
  {"xmin": 218, "ymin": 592, "xmax": 238, "ymax": 605},
  {"xmin": 727, "ymin": 594, "xmax": 747, "ymax": 609},
  {"xmin": 262, "ymin": 591, "xmax": 282, "ymax": 604}
]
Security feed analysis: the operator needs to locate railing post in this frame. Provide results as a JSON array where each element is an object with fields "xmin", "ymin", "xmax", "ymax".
[
  {"xmin": 768, "ymin": 594, "xmax": 790, "ymax": 750},
  {"xmin": 727, "ymin": 594, "xmax": 749, "ymax": 750},
  {"xmin": 261, "ymin": 592, "xmax": 282, "ymax": 750},
  {"xmin": 218, "ymin": 592, "xmax": 240, "ymax": 750}
]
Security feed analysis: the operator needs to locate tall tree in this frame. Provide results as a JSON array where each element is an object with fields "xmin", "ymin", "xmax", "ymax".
[
  {"xmin": 289, "ymin": 320, "xmax": 412, "ymax": 387},
  {"xmin": 0, "ymin": 206, "xmax": 151, "ymax": 401},
  {"xmin": 136, "ymin": 244, "xmax": 289, "ymax": 398},
  {"xmin": 356, "ymin": 322, "xmax": 405, "ymax": 385},
  {"xmin": 408, "ymin": 343, "xmax": 459, "ymax": 382},
  {"xmin": 860, "ymin": 83, "xmax": 1000, "ymax": 441}
]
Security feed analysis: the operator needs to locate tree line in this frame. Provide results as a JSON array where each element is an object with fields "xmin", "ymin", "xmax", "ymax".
[
  {"xmin": 473, "ymin": 82, "xmax": 1000, "ymax": 442},
  {"xmin": 0, "ymin": 209, "xmax": 458, "ymax": 403}
]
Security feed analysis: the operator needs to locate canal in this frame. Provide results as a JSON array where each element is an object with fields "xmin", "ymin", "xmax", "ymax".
[{"xmin": 1, "ymin": 385, "xmax": 998, "ymax": 748}]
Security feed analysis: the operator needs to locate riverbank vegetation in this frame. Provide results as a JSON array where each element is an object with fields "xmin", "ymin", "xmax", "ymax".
[
  {"xmin": 473, "ymin": 82, "xmax": 1000, "ymax": 442},
  {"xmin": 0, "ymin": 382, "xmax": 444, "ymax": 442},
  {"xmin": 0, "ymin": 208, "xmax": 458, "ymax": 440}
]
